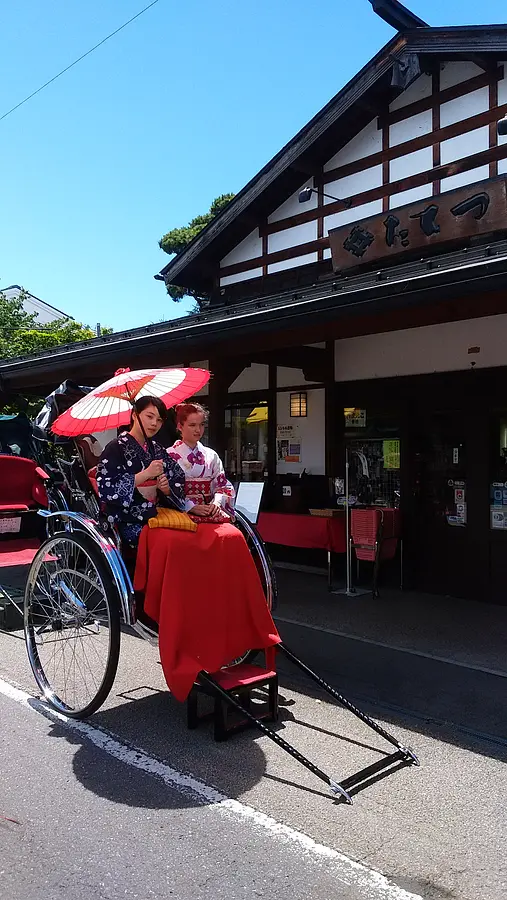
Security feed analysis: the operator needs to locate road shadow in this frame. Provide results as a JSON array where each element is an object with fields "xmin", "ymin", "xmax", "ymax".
[{"xmin": 38, "ymin": 688, "xmax": 271, "ymax": 811}]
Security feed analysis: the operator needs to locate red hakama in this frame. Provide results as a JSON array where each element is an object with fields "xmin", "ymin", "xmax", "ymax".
[{"xmin": 134, "ymin": 522, "xmax": 280, "ymax": 701}]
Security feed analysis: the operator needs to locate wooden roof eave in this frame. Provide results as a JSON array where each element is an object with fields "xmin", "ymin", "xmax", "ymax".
[{"xmin": 6, "ymin": 242, "xmax": 507, "ymax": 393}]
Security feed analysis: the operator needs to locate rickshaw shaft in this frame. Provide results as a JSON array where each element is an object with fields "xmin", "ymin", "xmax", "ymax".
[
  {"xmin": 197, "ymin": 672, "xmax": 351, "ymax": 802},
  {"xmin": 278, "ymin": 643, "xmax": 414, "ymax": 756}
]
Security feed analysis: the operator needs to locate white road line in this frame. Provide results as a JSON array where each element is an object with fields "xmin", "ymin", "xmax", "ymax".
[
  {"xmin": 0, "ymin": 675, "xmax": 421, "ymax": 900},
  {"xmin": 275, "ymin": 616, "xmax": 507, "ymax": 679}
]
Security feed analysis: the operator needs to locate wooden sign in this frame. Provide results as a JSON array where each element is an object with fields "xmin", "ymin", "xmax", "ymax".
[{"xmin": 328, "ymin": 177, "xmax": 507, "ymax": 272}]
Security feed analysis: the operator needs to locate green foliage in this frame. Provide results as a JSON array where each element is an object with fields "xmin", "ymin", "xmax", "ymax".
[
  {"xmin": 0, "ymin": 290, "xmax": 112, "ymax": 414},
  {"xmin": 159, "ymin": 193, "xmax": 235, "ymax": 308},
  {"xmin": 0, "ymin": 291, "xmax": 111, "ymax": 361}
]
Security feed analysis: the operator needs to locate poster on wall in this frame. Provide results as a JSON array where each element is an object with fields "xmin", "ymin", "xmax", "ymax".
[
  {"xmin": 276, "ymin": 424, "xmax": 302, "ymax": 463},
  {"xmin": 383, "ymin": 439, "xmax": 400, "ymax": 470},
  {"xmin": 490, "ymin": 481, "xmax": 507, "ymax": 528}
]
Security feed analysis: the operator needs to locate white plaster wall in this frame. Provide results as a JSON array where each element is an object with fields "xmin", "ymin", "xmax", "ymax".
[
  {"xmin": 220, "ymin": 228, "xmax": 261, "ymax": 267},
  {"xmin": 334, "ymin": 314, "xmax": 507, "ymax": 382},
  {"xmin": 277, "ymin": 367, "xmax": 318, "ymax": 388},
  {"xmin": 440, "ymin": 87, "xmax": 489, "ymax": 128},
  {"xmin": 325, "ymin": 166, "xmax": 382, "ymax": 206},
  {"xmin": 324, "ymin": 199, "xmax": 383, "ymax": 235},
  {"xmin": 220, "ymin": 267, "xmax": 263, "ymax": 286},
  {"xmin": 389, "ymin": 73, "xmax": 432, "ymax": 111},
  {"xmin": 439, "ymin": 125, "xmax": 489, "ymax": 192},
  {"xmin": 498, "ymin": 63, "xmax": 507, "ymax": 174},
  {"xmin": 268, "ymin": 252, "xmax": 318, "ymax": 274},
  {"xmin": 324, "ymin": 119, "xmax": 381, "ymax": 170},
  {"xmin": 229, "ymin": 363, "xmax": 269, "ymax": 393},
  {"xmin": 440, "ymin": 165, "xmax": 490, "ymax": 193},
  {"xmin": 268, "ymin": 220, "xmax": 317, "ymax": 253},
  {"xmin": 440, "ymin": 126, "xmax": 489, "ymax": 164},
  {"xmin": 276, "ymin": 388, "xmax": 325, "ymax": 475},
  {"xmin": 439, "ymin": 62, "xmax": 483, "ymax": 91},
  {"xmin": 390, "ymin": 146, "xmax": 432, "ymax": 181},
  {"xmin": 498, "ymin": 63, "xmax": 507, "ymax": 106},
  {"xmin": 268, "ymin": 181, "xmax": 317, "ymax": 223},
  {"xmin": 389, "ymin": 109, "xmax": 432, "ymax": 147},
  {"xmin": 389, "ymin": 184, "xmax": 433, "ymax": 208}
]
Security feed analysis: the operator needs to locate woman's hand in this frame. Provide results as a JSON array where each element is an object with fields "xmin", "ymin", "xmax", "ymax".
[
  {"xmin": 157, "ymin": 474, "xmax": 170, "ymax": 496},
  {"xmin": 135, "ymin": 459, "xmax": 164, "ymax": 486},
  {"xmin": 144, "ymin": 459, "xmax": 164, "ymax": 480},
  {"xmin": 190, "ymin": 503, "xmax": 213, "ymax": 516},
  {"xmin": 209, "ymin": 500, "xmax": 224, "ymax": 520}
]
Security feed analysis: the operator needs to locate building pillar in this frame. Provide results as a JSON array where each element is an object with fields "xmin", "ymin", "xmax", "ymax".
[{"xmin": 324, "ymin": 341, "xmax": 337, "ymax": 477}]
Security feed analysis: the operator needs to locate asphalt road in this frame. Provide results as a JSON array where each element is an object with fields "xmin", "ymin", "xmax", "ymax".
[{"xmin": 1, "ymin": 626, "xmax": 506, "ymax": 900}]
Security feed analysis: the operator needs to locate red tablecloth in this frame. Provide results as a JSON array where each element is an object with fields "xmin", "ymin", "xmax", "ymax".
[
  {"xmin": 257, "ymin": 512, "xmax": 346, "ymax": 553},
  {"xmin": 134, "ymin": 523, "xmax": 280, "ymax": 701}
]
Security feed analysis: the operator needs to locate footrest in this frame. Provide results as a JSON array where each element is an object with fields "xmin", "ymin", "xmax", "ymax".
[{"xmin": 188, "ymin": 664, "xmax": 279, "ymax": 741}]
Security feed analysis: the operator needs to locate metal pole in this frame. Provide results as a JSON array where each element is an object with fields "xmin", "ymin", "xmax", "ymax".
[{"xmin": 345, "ymin": 447, "xmax": 352, "ymax": 593}]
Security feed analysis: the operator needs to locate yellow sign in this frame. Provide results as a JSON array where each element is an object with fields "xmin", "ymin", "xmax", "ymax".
[
  {"xmin": 383, "ymin": 440, "xmax": 400, "ymax": 470},
  {"xmin": 246, "ymin": 405, "xmax": 268, "ymax": 424}
]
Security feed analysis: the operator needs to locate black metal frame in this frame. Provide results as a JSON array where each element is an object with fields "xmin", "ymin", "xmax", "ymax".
[{"xmin": 200, "ymin": 642, "xmax": 419, "ymax": 804}]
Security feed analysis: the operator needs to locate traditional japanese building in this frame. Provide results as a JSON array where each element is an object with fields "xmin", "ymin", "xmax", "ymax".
[{"xmin": 3, "ymin": 1, "xmax": 507, "ymax": 602}]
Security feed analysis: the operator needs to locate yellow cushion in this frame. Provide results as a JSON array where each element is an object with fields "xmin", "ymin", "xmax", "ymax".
[{"xmin": 148, "ymin": 508, "xmax": 197, "ymax": 532}]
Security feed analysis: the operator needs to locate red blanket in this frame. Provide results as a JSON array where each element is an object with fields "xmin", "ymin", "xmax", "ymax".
[{"xmin": 134, "ymin": 523, "xmax": 280, "ymax": 701}]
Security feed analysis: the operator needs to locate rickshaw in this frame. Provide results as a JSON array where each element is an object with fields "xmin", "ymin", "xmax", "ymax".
[{"xmin": 0, "ymin": 374, "xmax": 418, "ymax": 804}]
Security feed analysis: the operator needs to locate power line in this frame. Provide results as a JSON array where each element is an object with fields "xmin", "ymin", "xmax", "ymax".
[{"xmin": 0, "ymin": 0, "xmax": 161, "ymax": 123}]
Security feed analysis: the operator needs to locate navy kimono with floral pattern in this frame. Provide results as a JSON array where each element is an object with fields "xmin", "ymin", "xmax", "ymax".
[{"xmin": 97, "ymin": 433, "xmax": 185, "ymax": 546}]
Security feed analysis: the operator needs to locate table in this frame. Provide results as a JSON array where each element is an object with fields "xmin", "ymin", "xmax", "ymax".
[{"xmin": 257, "ymin": 511, "xmax": 346, "ymax": 589}]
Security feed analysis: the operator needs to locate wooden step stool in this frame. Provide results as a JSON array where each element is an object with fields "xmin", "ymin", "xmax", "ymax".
[{"xmin": 187, "ymin": 649, "xmax": 278, "ymax": 742}]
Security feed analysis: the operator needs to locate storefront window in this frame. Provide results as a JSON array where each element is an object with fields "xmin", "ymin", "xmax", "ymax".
[
  {"xmin": 343, "ymin": 409, "xmax": 401, "ymax": 508},
  {"xmin": 224, "ymin": 402, "xmax": 268, "ymax": 482}
]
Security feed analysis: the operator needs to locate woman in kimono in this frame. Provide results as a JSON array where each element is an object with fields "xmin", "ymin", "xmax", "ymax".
[
  {"xmin": 168, "ymin": 402, "xmax": 235, "ymax": 521},
  {"xmin": 96, "ymin": 396, "xmax": 185, "ymax": 547}
]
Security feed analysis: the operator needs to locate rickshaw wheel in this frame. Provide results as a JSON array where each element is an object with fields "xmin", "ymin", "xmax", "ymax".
[
  {"xmin": 226, "ymin": 513, "xmax": 278, "ymax": 667},
  {"xmin": 24, "ymin": 532, "xmax": 121, "ymax": 718}
]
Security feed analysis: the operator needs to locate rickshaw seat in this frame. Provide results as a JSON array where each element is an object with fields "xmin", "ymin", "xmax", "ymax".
[{"xmin": 0, "ymin": 455, "xmax": 48, "ymax": 512}]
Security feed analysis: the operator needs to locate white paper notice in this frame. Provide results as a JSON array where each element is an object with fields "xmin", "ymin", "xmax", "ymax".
[{"xmin": 235, "ymin": 482, "xmax": 264, "ymax": 524}]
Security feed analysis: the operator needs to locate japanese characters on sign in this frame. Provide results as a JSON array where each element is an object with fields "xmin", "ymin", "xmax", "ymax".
[{"xmin": 328, "ymin": 177, "xmax": 507, "ymax": 272}]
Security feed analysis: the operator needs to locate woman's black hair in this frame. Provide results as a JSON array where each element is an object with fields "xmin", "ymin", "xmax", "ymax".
[{"xmin": 130, "ymin": 395, "xmax": 168, "ymax": 425}]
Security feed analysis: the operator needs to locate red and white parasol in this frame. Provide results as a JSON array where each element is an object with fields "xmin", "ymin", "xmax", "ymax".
[{"xmin": 51, "ymin": 367, "xmax": 210, "ymax": 437}]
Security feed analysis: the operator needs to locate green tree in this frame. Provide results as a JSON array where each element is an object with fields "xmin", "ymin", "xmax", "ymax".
[
  {"xmin": 0, "ymin": 290, "xmax": 112, "ymax": 414},
  {"xmin": 159, "ymin": 193, "xmax": 235, "ymax": 309}
]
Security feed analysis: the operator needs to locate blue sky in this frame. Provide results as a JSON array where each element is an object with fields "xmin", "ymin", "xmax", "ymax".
[{"xmin": 1, "ymin": 0, "xmax": 506, "ymax": 331}]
